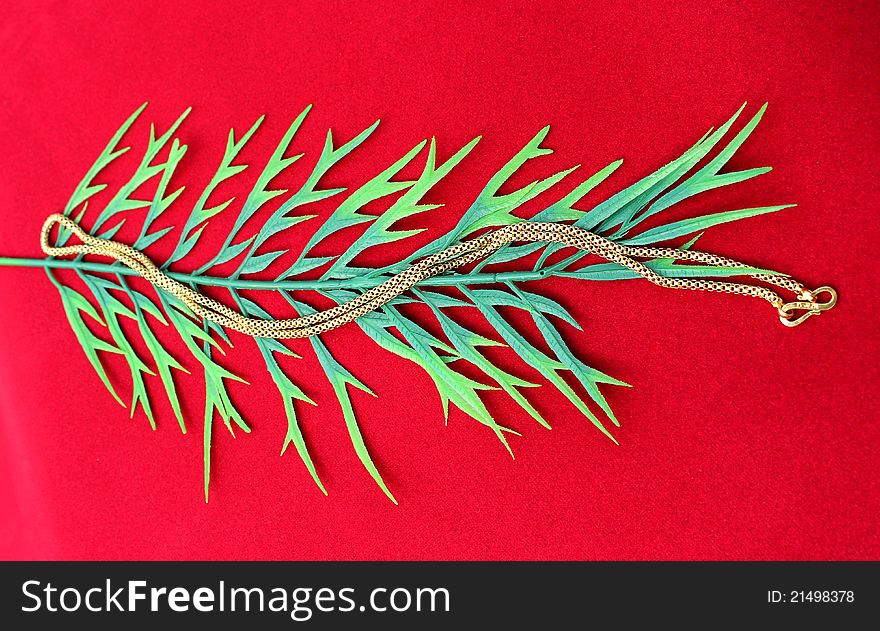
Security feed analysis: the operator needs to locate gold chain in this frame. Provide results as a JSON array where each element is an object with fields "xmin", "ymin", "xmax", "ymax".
[{"xmin": 40, "ymin": 213, "xmax": 837, "ymax": 337}]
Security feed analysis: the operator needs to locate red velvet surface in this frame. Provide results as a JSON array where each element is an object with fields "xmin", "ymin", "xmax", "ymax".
[{"xmin": 0, "ymin": 0, "xmax": 877, "ymax": 560}]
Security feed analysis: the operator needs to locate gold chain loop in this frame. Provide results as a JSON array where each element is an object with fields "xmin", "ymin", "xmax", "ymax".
[{"xmin": 40, "ymin": 213, "xmax": 836, "ymax": 337}]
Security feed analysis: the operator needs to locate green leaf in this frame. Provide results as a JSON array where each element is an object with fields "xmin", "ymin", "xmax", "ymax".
[
  {"xmin": 408, "ymin": 126, "xmax": 576, "ymax": 262},
  {"xmin": 461, "ymin": 287, "xmax": 617, "ymax": 443},
  {"xmin": 233, "ymin": 115, "xmax": 381, "ymax": 277},
  {"xmin": 196, "ymin": 108, "xmax": 308, "ymax": 274},
  {"xmin": 56, "ymin": 283, "xmax": 125, "ymax": 407},
  {"xmin": 508, "ymin": 284, "xmax": 628, "ymax": 427},
  {"xmin": 328, "ymin": 293, "xmax": 518, "ymax": 440},
  {"xmin": 92, "ymin": 108, "xmax": 191, "ymax": 235},
  {"xmin": 384, "ymin": 304, "xmax": 502, "ymax": 429},
  {"xmin": 558, "ymin": 261, "xmax": 781, "ymax": 281},
  {"xmin": 475, "ymin": 158, "xmax": 624, "ymax": 269},
  {"xmin": 623, "ymin": 104, "xmax": 770, "ymax": 232},
  {"xmin": 81, "ymin": 275, "xmax": 157, "ymax": 426},
  {"xmin": 234, "ymin": 294, "xmax": 324, "ymax": 495},
  {"xmin": 167, "ymin": 114, "xmax": 263, "ymax": 266},
  {"xmin": 279, "ymin": 140, "xmax": 427, "ymax": 279},
  {"xmin": 158, "ymin": 293, "xmax": 249, "ymax": 501},
  {"xmin": 285, "ymin": 295, "xmax": 394, "ymax": 503},
  {"xmin": 113, "ymin": 275, "xmax": 190, "ymax": 432},
  {"xmin": 326, "ymin": 136, "xmax": 480, "ymax": 277},
  {"xmin": 239, "ymin": 249, "xmax": 289, "ymax": 276},
  {"xmin": 620, "ymin": 205, "xmax": 793, "ymax": 246},
  {"xmin": 466, "ymin": 288, "xmax": 582, "ymax": 330},
  {"xmin": 63, "ymin": 102, "xmax": 147, "ymax": 219},
  {"xmin": 344, "ymin": 295, "xmax": 458, "ymax": 358},
  {"xmin": 133, "ymin": 307, "xmax": 189, "ymax": 433},
  {"xmin": 532, "ymin": 108, "xmax": 752, "ymax": 273},
  {"xmin": 419, "ymin": 290, "xmax": 547, "ymax": 435},
  {"xmin": 585, "ymin": 105, "xmax": 746, "ymax": 233},
  {"xmin": 134, "ymin": 138, "xmax": 188, "ymax": 249}
]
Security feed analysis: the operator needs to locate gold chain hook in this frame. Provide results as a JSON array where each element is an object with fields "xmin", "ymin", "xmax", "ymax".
[{"xmin": 778, "ymin": 285, "xmax": 838, "ymax": 327}]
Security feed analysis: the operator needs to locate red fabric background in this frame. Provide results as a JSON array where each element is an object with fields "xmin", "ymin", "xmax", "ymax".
[{"xmin": 0, "ymin": 0, "xmax": 877, "ymax": 560}]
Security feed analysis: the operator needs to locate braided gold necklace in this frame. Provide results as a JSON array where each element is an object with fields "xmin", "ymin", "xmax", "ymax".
[{"xmin": 41, "ymin": 212, "xmax": 837, "ymax": 336}]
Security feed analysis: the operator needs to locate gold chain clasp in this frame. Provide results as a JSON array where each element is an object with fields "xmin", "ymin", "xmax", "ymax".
[{"xmin": 778, "ymin": 285, "xmax": 837, "ymax": 327}]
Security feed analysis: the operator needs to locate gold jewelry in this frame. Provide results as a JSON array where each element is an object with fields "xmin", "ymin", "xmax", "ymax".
[{"xmin": 41, "ymin": 212, "xmax": 837, "ymax": 337}]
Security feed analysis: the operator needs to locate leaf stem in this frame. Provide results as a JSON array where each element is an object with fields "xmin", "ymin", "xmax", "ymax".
[{"xmin": 0, "ymin": 255, "xmax": 556, "ymax": 289}]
